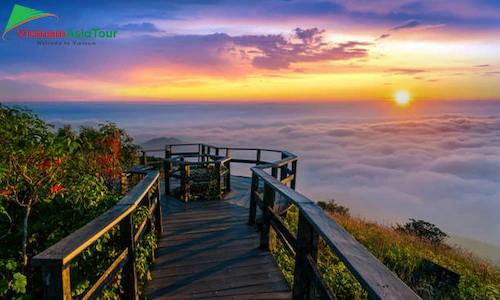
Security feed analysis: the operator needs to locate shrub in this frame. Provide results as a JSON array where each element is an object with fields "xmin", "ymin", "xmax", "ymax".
[
  {"xmin": 272, "ymin": 205, "xmax": 500, "ymax": 299},
  {"xmin": 396, "ymin": 219, "xmax": 449, "ymax": 246},
  {"xmin": 0, "ymin": 104, "xmax": 151, "ymax": 299},
  {"xmin": 317, "ymin": 199, "xmax": 350, "ymax": 216}
]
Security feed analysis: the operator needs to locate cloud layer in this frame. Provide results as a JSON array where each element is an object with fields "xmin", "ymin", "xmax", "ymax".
[{"xmin": 32, "ymin": 101, "xmax": 500, "ymax": 247}]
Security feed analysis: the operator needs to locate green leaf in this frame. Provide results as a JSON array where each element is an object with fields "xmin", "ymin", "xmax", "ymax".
[
  {"xmin": 6, "ymin": 260, "xmax": 17, "ymax": 271},
  {"xmin": 0, "ymin": 205, "xmax": 12, "ymax": 222},
  {"xmin": 11, "ymin": 273, "xmax": 26, "ymax": 294}
]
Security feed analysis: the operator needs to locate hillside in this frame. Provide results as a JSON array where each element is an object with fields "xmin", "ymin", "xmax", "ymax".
[{"xmin": 273, "ymin": 202, "xmax": 500, "ymax": 300}]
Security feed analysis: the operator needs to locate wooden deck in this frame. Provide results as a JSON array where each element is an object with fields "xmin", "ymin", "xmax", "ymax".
[{"xmin": 146, "ymin": 177, "xmax": 292, "ymax": 299}]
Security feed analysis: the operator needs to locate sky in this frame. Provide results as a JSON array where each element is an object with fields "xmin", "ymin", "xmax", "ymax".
[{"xmin": 0, "ymin": 0, "xmax": 499, "ymax": 102}]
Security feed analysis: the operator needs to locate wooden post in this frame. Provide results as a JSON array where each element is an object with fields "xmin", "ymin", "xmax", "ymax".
[
  {"xmin": 248, "ymin": 173, "xmax": 259, "ymax": 225},
  {"xmin": 120, "ymin": 213, "xmax": 138, "ymax": 300},
  {"xmin": 260, "ymin": 183, "xmax": 276, "ymax": 250},
  {"xmin": 292, "ymin": 212, "xmax": 318, "ymax": 300},
  {"xmin": 280, "ymin": 153, "xmax": 287, "ymax": 183},
  {"xmin": 291, "ymin": 160, "xmax": 297, "ymax": 190},
  {"xmin": 225, "ymin": 148, "xmax": 230, "ymax": 158},
  {"xmin": 280, "ymin": 164, "xmax": 288, "ymax": 183},
  {"xmin": 180, "ymin": 165, "xmax": 190, "ymax": 202},
  {"xmin": 201, "ymin": 145, "xmax": 206, "ymax": 162},
  {"xmin": 142, "ymin": 151, "xmax": 147, "ymax": 166},
  {"xmin": 40, "ymin": 265, "xmax": 71, "ymax": 300},
  {"xmin": 164, "ymin": 148, "xmax": 171, "ymax": 196},
  {"xmin": 226, "ymin": 160, "xmax": 231, "ymax": 192},
  {"xmin": 215, "ymin": 162, "xmax": 222, "ymax": 199},
  {"xmin": 215, "ymin": 148, "xmax": 219, "ymax": 156},
  {"xmin": 154, "ymin": 179, "xmax": 163, "ymax": 234},
  {"xmin": 256, "ymin": 149, "xmax": 261, "ymax": 165},
  {"xmin": 146, "ymin": 189, "xmax": 155, "ymax": 263}
]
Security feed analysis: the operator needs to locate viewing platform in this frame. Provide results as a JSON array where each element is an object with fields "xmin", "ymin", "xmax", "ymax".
[
  {"xmin": 31, "ymin": 143, "xmax": 421, "ymax": 300},
  {"xmin": 146, "ymin": 176, "xmax": 291, "ymax": 299}
]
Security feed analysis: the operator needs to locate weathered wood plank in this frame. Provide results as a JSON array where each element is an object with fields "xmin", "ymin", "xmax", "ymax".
[
  {"xmin": 151, "ymin": 254, "xmax": 277, "ymax": 277},
  {"xmin": 31, "ymin": 204, "xmax": 134, "ymax": 266},
  {"xmin": 120, "ymin": 213, "xmax": 138, "ymax": 299},
  {"xmin": 280, "ymin": 174, "xmax": 295, "ymax": 185},
  {"xmin": 253, "ymin": 190, "xmax": 264, "ymax": 210},
  {"xmin": 40, "ymin": 265, "xmax": 71, "ymax": 300},
  {"xmin": 260, "ymin": 183, "xmax": 276, "ymax": 250},
  {"xmin": 292, "ymin": 212, "xmax": 319, "ymax": 299},
  {"xmin": 146, "ymin": 181, "xmax": 291, "ymax": 299}
]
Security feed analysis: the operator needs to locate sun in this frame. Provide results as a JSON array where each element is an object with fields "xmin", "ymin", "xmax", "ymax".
[{"xmin": 394, "ymin": 90, "xmax": 411, "ymax": 106}]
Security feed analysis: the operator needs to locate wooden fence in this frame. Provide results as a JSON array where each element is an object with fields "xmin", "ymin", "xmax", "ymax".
[
  {"xmin": 40, "ymin": 143, "xmax": 422, "ymax": 299},
  {"xmin": 142, "ymin": 143, "xmax": 420, "ymax": 299},
  {"xmin": 249, "ymin": 162, "xmax": 421, "ymax": 299},
  {"xmin": 31, "ymin": 168, "xmax": 162, "ymax": 300}
]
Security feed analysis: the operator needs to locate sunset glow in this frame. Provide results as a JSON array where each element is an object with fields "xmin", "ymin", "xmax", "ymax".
[{"xmin": 0, "ymin": 1, "xmax": 499, "ymax": 102}]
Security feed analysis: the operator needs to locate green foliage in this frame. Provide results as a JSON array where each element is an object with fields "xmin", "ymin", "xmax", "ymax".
[
  {"xmin": 396, "ymin": 218, "xmax": 449, "ymax": 246},
  {"xmin": 0, "ymin": 104, "xmax": 155, "ymax": 299},
  {"xmin": 0, "ymin": 260, "xmax": 26, "ymax": 296},
  {"xmin": 317, "ymin": 199, "xmax": 350, "ymax": 216},
  {"xmin": 190, "ymin": 180, "xmax": 220, "ymax": 200},
  {"xmin": 188, "ymin": 165, "xmax": 224, "ymax": 201},
  {"xmin": 272, "ymin": 205, "xmax": 500, "ymax": 299}
]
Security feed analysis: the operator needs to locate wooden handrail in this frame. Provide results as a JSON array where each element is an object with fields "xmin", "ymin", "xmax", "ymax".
[
  {"xmin": 161, "ymin": 144, "xmax": 298, "ymax": 203},
  {"xmin": 250, "ymin": 166, "xmax": 422, "ymax": 299},
  {"xmin": 31, "ymin": 169, "xmax": 162, "ymax": 300}
]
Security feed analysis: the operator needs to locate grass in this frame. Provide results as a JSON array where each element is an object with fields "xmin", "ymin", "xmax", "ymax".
[{"xmin": 272, "ymin": 205, "xmax": 500, "ymax": 299}]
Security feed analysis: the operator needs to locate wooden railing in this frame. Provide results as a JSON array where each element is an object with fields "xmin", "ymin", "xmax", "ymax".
[
  {"xmin": 141, "ymin": 143, "xmax": 298, "ymax": 193},
  {"xmin": 139, "ymin": 143, "xmax": 420, "ymax": 299},
  {"xmin": 249, "ymin": 166, "xmax": 422, "ymax": 299},
  {"xmin": 31, "ymin": 168, "xmax": 162, "ymax": 300},
  {"xmin": 164, "ymin": 153, "xmax": 231, "ymax": 201}
]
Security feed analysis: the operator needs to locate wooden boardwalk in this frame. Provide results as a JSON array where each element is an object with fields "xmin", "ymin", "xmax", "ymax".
[{"xmin": 146, "ymin": 177, "xmax": 292, "ymax": 299}]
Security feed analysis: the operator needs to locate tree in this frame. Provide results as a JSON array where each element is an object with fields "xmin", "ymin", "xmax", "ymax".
[
  {"xmin": 317, "ymin": 199, "xmax": 350, "ymax": 216},
  {"xmin": 396, "ymin": 218, "xmax": 449, "ymax": 245},
  {"xmin": 0, "ymin": 104, "xmax": 143, "ymax": 298},
  {"xmin": 79, "ymin": 122, "xmax": 139, "ymax": 187},
  {"xmin": 0, "ymin": 105, "xmax": 77, "ymax": 267}
]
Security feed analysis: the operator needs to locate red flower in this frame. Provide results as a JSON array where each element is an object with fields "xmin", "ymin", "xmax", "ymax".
[
  {"xmin": 1, "ymin": 189, "xmax": 11, "ymax": 197},
  {"xmin": 50, "ymin": 185, "xmax": 63, "ymax": 194},
  {"xmin": 54, "ymin": 157, "xmax": 61, "ymax": 165}
]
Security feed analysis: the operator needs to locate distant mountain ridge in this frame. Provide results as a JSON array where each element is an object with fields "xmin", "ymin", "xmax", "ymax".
[
  {"xmin": 448, "ymin": 235, "xmax": 500, "ymax": 267},
  {"xmin": 140, "ymin": 137, "xmax": 183, "ymax": 151}
]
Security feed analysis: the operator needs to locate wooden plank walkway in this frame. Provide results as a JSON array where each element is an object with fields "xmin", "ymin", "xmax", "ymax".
[{"xmin": 146, "ymin": 177, "xmax": 292, "ymax": 299}]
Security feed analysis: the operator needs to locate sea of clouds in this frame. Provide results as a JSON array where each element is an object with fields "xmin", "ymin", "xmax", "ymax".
[
  {"xmin": 138, "ymin": 113, "xmax": 500, "ymax": 248},
  {"xmin": 29, "ymin": 101, "xmax": 500, "ymax": 248}
]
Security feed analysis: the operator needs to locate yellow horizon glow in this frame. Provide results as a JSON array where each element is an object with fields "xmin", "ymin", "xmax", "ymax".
[{"xmin": 3, "ymin": 35, "xmax": 500, "ymax": 102}]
